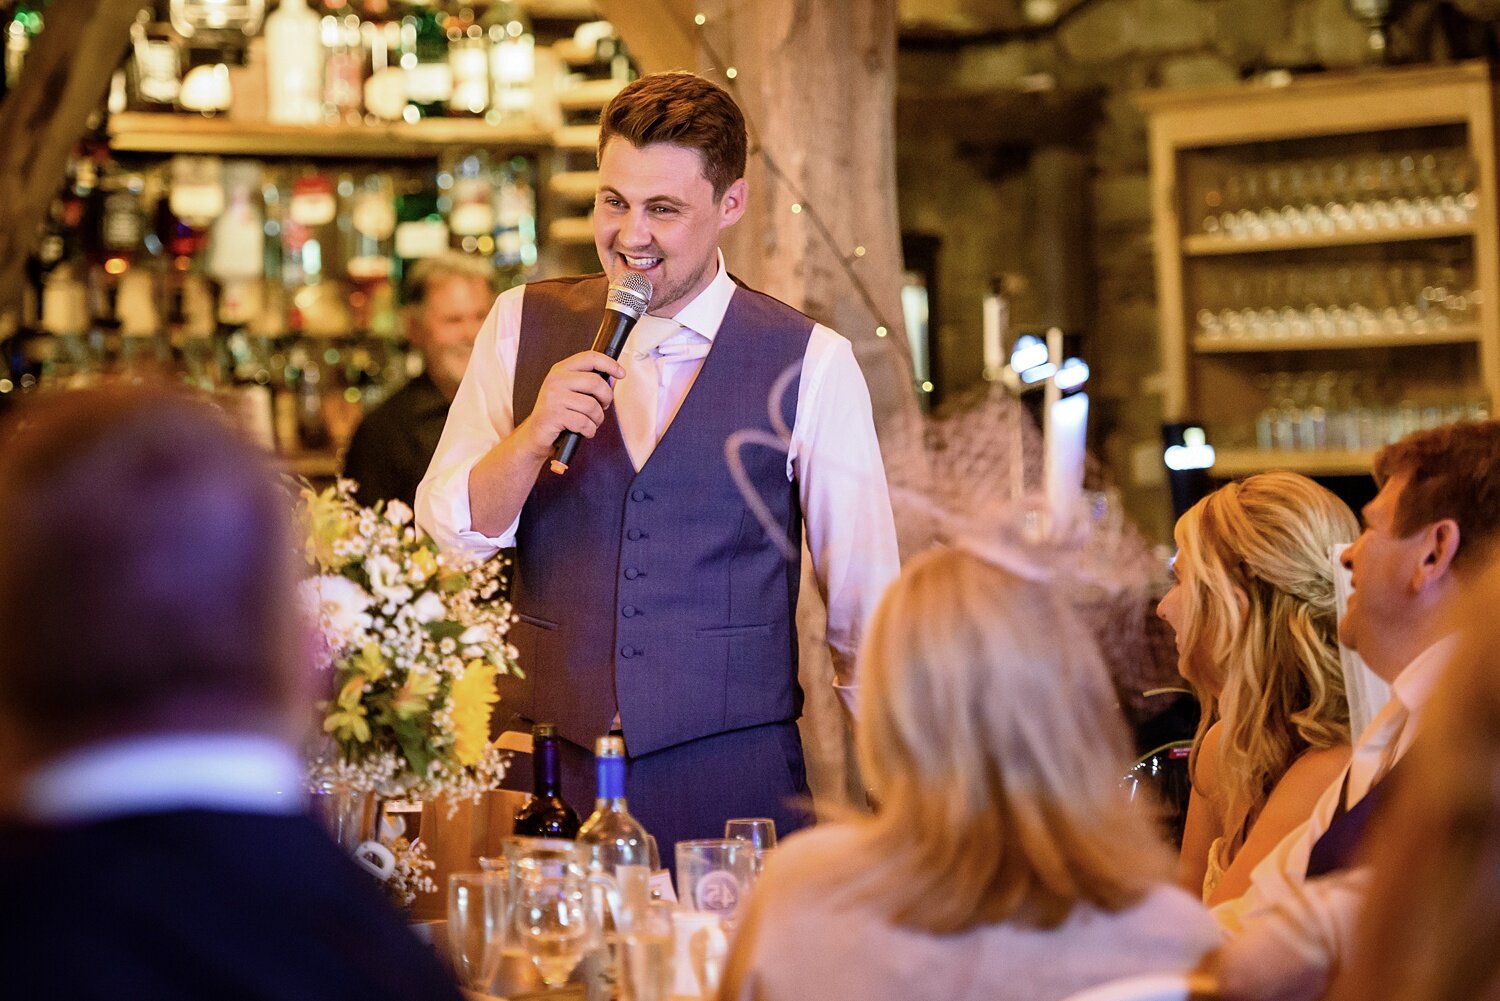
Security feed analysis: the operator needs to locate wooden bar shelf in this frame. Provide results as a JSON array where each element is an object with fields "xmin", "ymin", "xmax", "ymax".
[
  {"xmin": 107, "ymin": 112, "xmax": 552, "ymax": 158},
  {"xmin": 1193, "ymin": 325, "xmax": 1483, "ymax": 353},
  {"xmin": 1183, "ymin": 221, "xmax": 1476, "ymax": 256},
  {"xmin": 1212, "ymin": 448, "xmax": 1377, "ymax": 477}
]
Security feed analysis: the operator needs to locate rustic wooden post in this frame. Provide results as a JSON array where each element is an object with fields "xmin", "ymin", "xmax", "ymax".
[{"xmin": 0, "ymin": 0, "xmax": 151, "ymax": 317}]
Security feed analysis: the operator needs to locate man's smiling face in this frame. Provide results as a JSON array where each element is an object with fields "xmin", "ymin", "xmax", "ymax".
[{"xmin": 593, "ymin": 138, "xmax": 746, "ymax": 318}]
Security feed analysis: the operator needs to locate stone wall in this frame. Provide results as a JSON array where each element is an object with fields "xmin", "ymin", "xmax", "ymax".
[{"xmin": 896, "ymin": 0, "xmax": 1480, "ymax": 542}]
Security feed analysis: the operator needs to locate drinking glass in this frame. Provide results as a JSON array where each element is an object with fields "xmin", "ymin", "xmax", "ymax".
[
  {"xmin": 621, "ymin": 900, "xmax": 676, "ymax": 1001},
  {"xmin": 676, "ymin": 839, "xmax": 755, "ymax": 919},
  {"xmin": 724, "ymin": 817, "xmax": 777, "ymax": 851},
  {"xmin": 447, "ymin": 872, "xmax": 508, "ymax": 992},
  {"xmin": 512, "ymin": 857, "xmax": 592, "ymax": 988}
]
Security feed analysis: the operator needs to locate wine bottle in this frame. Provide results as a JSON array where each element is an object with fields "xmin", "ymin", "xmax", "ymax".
[
  {"xmin": 513, "ymin": 723, "xmax": 582, "ymax": 839},
  {"xmin": 322, "ymin": 13, "xmax": 365, "ymax": 124},
  {"xmin": 447, "ymin": 9, "xmax": 488, "ymax": 118},
  {"xmin": 392, "ymin": 167, "xmax": 447, "ymax": 300},
  {"xmin": 401, "ymin": 0, "xmax": 452, "ymax": 120},
  {"xmin": 266, "ymin": 0, "xmax": 325, "ymax": 124},
  {"xmin": 576, "ymin": 735, "xmax": 650, "ymax": 879},
  {"xmin": 483, "ymin": 0, "xmax": 534, "ymax": 127}
]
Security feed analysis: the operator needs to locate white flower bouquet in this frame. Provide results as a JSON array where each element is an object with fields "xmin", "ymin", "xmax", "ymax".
[{"xmin": 298, "ymin": 480, "xmax": 515, "ymax": 803}]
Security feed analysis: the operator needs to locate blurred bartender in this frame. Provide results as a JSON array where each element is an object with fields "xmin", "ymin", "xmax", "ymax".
[{"xmin": 343, "ymin": 253, "xmax": 496, "ymax": 508}]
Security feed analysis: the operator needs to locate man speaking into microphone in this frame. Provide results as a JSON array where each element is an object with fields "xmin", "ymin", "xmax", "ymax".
[{"xmin": 416, "ymin": 72, "xmax": 899, "ymax": 860}]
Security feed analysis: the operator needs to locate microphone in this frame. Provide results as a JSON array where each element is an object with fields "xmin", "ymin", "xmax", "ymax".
[{"xmin": 549, "ymin": 272, "xmax": 654, "ymax": 475}]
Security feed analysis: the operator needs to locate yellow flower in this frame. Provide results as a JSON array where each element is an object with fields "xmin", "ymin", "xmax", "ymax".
[
  {"xmin": 410, "ymin": 546, "xmax": 438, "ymax": 583},
  {"xmin": 394, "ymin": 671, "xmax": 440, "ymax": 720},
  {"xmin": 325, "ymin": 675, "xmax": 371, "ymax": 744},
  {"xmin": 352, "ymin": 642, "xmax": 388, "ymax": 682},
  {"xmin": 303, "ymin": 485, "xmax": 354, "ymax": 571},
  {"xmin": 450, "ymin": 658, "xmax": 499, "ymax": 767}
]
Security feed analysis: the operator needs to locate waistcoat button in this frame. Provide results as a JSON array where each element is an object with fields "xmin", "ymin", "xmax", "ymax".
[
  {"xmin": 631, "ymin": 489, "xmax": 647, "ymax": 502},
  {"xmin": 621, "ymin": 645, "xmax": 637, "ymax": 659},
  {"xmin": 624, "ymin": 567, "xmax": 640, "ymax": 580},
  {"xmin": 626, "ymin": 528, "xmax": 643, "ymax": 541},
  {"xmin": 622, "ymin": 605, "xmax": 639, "ymax": 618}
]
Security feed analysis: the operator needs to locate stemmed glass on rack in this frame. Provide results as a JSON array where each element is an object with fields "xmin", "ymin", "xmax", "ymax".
[{"xmin": 1199, "ymin": 150, "xmax": 1480, "ymax": 242}]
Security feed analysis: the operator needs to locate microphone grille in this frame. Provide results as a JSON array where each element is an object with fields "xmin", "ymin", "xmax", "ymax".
[{"xmin": 607, "ymin": 273, "xmax": 654, "ymax": 317}]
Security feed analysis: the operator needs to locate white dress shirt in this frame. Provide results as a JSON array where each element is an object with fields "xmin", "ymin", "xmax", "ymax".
[
  {"xmin": 416, "ymin": 253, "xmax": 901, "ymax": 710},
  {"xmin": 20, "ymin": 732, "xmax": 308, "ymax": 824},
  {"xmin": 1212, "ymin": 634, "xmax": 1459, "ymax": 1001}
]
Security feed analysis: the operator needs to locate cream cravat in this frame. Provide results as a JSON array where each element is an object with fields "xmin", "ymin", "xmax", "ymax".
[{"xmin": 615, "ymin": 317, "xmax": 678, "ymax": 471}]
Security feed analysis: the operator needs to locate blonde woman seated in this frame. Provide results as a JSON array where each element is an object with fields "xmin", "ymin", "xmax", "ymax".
[
  {"xmin": 718, "ymin": 548, "xmax": 1219, "ymax": 1001},
  {"xmin": 1156, "ymin": 471, "xmax": 1356, "ymax": 906}
]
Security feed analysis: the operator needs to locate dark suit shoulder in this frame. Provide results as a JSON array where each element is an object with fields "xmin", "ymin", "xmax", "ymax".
[{"xmin": 0, "ymin": 811, "xmax": 464, "ymax": 1001}]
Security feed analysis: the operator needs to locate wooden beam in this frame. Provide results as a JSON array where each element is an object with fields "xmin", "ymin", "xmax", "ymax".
[
  {"xmin": 0, "ymin": 0, "xmax": 151, "ymax": 317},
  {"xmin": 594, "ymin": 0, "xmax": 698, "ymax": 75}
]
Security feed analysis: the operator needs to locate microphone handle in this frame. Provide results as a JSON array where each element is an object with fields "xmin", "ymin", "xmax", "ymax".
[{"xmin": 550, "ymin": 307, "xmax": 639, "ymax": 474}]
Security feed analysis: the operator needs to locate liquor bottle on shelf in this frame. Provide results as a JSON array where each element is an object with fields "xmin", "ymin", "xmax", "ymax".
[
  {"xmin": 447, "ymin": 9, "xmax": 488, "ymax": 117},
  {"xmin": 5, "ymin": 0, "xmax": 43, "ymax": 93},
  {"xmin": 483, "ymin": 0, "xmax": 534, "ymax": 127},
  {"xmin": 163, "ymin": 155, "xmax": 224, "ymax": 262},
  {"xmin": 400, "ymin": 0, "xmax": 452, "ymax": 120},
  {"xmin": 361, "ymin": 11, "xmax": 407, "ymax": 123},
  {"xmin": 448, "ymin": 152, "xmax": 495, "ymax": 254},
  {"xmin": 513, "ymin": 723, "xmax": 583, "ymax": 840},
  {"xmin": 177, "ymin": 35, "xmax": 234, "ymax": 119},
  {"xmin": 284, "ymin": 170, "xmax": 354, "ymax": 338},
  {"xmin": 493, "ymin": 155, "xmax": 537, "ymax": 284},
  {"xmin": 576, "ymin": 735, "xmax": 651, "ymax": 879},
  {"xmin": 321, "ymin": 12, "xmax": 365, "ymax": 124},
  {"xmin": 266, "ymin": 0, "xmax": 325, "ymax": 124},
  {"xmin": 345, "ymin": 170, "xmax": 398, "ymax": 336},
  {"xmin": 208, "ymin": 160, "xmax": 267, "ymax": 329},
  {"xmin": 127, "ymin": 11, "xmax": 182, "ymax": 114},
  {"xmin": 392, "ymin": 167, "xmax": 448, "ymax": 300}
]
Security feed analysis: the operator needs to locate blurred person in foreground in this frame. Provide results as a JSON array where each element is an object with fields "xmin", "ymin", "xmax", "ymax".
[
  {"xmin": 343, "ymin": 252, "xmax": 497, "ymax": 509},
  {"xmin": 1157, "ymin": 471, "xmax": 1356, "ymax": 906},
  {"xmin": 1214, "ymin": 420, "xmax": 1500, "ymax": 1001},
  {"xmin": 718, "ymin": 547, "xmax": 1219, "ymax": 1001},
  {"xmin": 1331, "ymin": 557, "xmax": 1500, "ymax": 1001},
  {"xmin": 0, "ymin": 385, "xmax": 463, "ymax": 1001}
]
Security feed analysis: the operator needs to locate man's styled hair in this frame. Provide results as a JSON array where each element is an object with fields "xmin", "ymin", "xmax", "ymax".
[
  {"xmin": 403, "ymin": 251, "xmax": 497, "ymax": 309},
  {"xmin": 0, "ymin": 385, "xmax": 303, "ymax": 751},
  {"xmin": 597, "ymin": 71, "xmax": 747, "ymax": 200},
  {"xmin": 1373, "ymin": 420, "xmax": 1500, "ymax": 572}
]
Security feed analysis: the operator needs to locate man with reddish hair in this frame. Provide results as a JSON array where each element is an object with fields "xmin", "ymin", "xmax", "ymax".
[{"xmin": 1214, "ymin": 419, "xmax": 1500, "ymax": 1001}]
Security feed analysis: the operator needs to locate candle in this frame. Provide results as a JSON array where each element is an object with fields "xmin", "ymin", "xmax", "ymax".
[
  {"xmin": 982, "ymin": 282, "xmax": 1007, "ymax": 380},
  {"xmin": 1046, "ymin": 392, "xmax": 1089, "ymax": 538}
]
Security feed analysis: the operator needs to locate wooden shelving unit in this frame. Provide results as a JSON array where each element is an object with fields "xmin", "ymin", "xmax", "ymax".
[
  {"xmin": 1137, "ymin": 62, "xmax": 1500, "ymax": 478},
  {"xmin": 1193, "ymin": 325, "xmax": 1483, "ymax": 353},
  {"xmin": 1182, "ymin": 221, "xmax": 1477, "ymax": 256},
  {"xmin": 107, "ymin": 112, "xmax": 551, "ymax": 158},
  {"xmin": 1211, "ymin": 448, "xmax": 1377, "ymax": 477}
]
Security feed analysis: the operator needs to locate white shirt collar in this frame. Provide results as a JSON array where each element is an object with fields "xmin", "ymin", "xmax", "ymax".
[
  {"xmin": 20, "ymin": 733, "xmax": 308, "ymax": 824},
  {"xmin": 1391, "ymin": 633, "xmax": 1461, "ymax": 715},
  {"xmin": 653, "ymin": 249, "xmax": 735, "ymax": 342}
]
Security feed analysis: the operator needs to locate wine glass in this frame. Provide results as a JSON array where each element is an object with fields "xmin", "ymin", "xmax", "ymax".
[
  {"xmin": 724, "ymin": 817, "xmax": 777, "ymax": 851},
  {"xmin": 512, "ymin": 858, "xmax": 592, "ymax": 988},
  {"xmin": 621, "ymin": 900, "xmax": 677, "ymax": 1001},
  {"xmin": 447, "ymin": 872, "xmax": 508, "ymax": 992}
]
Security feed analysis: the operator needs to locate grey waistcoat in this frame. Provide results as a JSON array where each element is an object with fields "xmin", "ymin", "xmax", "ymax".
[{"xmin": 506, "ymin": 273, "xmax": 812, "ymax": 757}]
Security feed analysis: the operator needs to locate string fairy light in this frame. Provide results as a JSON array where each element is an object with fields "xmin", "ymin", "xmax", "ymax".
[{"xmin": 687, "ymin": 3, "xmax": 904, "ymax": 347}]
